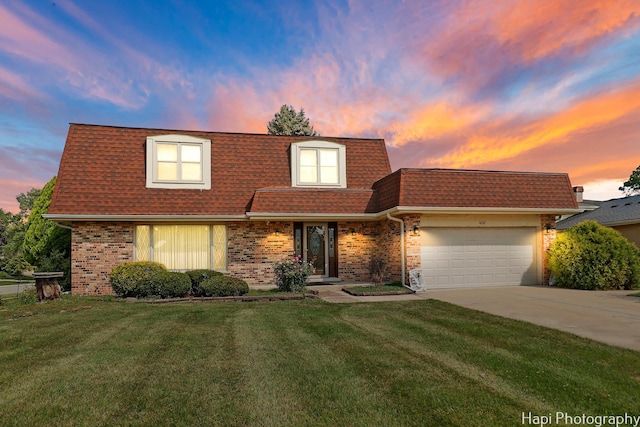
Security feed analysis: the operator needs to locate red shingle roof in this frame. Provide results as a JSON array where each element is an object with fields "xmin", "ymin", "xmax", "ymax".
[
  {"xmin": 249, "ymin": 187, "xmax": 376, "ymax": 214},
  {"xmin": 373, "ymin": 169, "xmax": 578, "ymax": 211},
  {"xmin": 49, "ymin": 124, "xmax": 578, "ymax": 218},
  {"xmin": 48, "ymin": 124, "xmax": 391, "ymax": 216}
]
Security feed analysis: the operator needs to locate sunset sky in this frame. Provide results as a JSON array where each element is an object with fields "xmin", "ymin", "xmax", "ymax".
[{"xmin": 1, "ymin": 0, "xmax": 639, "ymax": 213}]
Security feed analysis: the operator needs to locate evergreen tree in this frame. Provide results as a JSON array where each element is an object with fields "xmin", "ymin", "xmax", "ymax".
[{"xmin": 267, "ymin": 104, "xmax": 318, "ymax": 136}]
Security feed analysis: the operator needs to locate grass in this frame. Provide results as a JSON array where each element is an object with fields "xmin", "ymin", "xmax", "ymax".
[{"xmin": 1, "ymin": 297, "xmax": 640, "ymax": 426}]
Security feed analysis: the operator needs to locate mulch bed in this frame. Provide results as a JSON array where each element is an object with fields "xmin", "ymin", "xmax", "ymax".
[
  {"xmin": 342, "ymin": 287, "xmax": 414, "ymax": 297},
  {"xmin": 138, "ymin": 291, "xmax": 319, "ymax": 304}
]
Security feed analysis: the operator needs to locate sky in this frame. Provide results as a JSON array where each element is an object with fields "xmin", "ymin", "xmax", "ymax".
[{"xmin": 1, "ymin": 0, "xmax": 639, "ymax": 213}]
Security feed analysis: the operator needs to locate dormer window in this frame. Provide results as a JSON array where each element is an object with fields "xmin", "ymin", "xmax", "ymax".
[
  {"xmin": 146, "ymin": 135, "xmax": 211, "ymax": 189},
  {"xmin": 291, "ymin": 141, "xmax": 346, "ymax": 188}
]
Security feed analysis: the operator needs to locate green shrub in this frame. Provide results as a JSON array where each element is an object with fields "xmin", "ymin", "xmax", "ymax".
[
  {"xmin": 200, "ymin": 276, "xmax": 249, "ymax": 297},
  {"xmin": 109, "ymin": 261, "xmax": 166, "ymax": 297},
  {"xmin": 18, "ymin": 288, "xmax": 38, "ymax": 305},
  {"xmin": 274, "ymin": 255, "xmax": 314, "ymax": 292},
  {"xmin": 548, "ymin": 220, "xmax": 640, "ymax": 290},
  {"xmin": 142, "ymin": 271, "xmax": 191, "ymax": 299},
  {"xmin": 0, "ymin": 271, "xmax": 11, "ymax": 279},
  {"xmin": 186, "ymin": 269, "xmax": 223, "ymax": 296}
]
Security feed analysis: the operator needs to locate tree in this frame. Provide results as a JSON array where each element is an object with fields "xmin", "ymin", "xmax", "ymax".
[
  {"xmin": 17, "ymin": 188, "xmax": 42, "ymax": 217},
  {"xmin": 619, "ymin": 165, "xmax": 640, "ymax": 195},
  {"xmin": 0, "ymin": 188, "xmax": 41, "ymax": 277},
  {"xmin": 267, "ymin": 104, "xmax": 318, "ymax": 136},
  {"xmin": 23, "ymin": 176, "xmax": 71, "ymax": 289}
]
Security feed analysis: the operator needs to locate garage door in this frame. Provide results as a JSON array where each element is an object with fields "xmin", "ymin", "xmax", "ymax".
[{"xmin": 420, "ymin": 228, "xmax": 537, "ymax": 289}]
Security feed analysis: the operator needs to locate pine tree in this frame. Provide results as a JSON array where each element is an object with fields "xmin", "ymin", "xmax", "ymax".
[{"xmin": 267, "ymin": 104, "xmax": 318, "ymax": 136}]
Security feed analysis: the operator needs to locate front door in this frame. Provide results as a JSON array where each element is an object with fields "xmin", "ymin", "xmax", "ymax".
[{"xmin": 305, "ymin": 224, "xmax": 327, "ymax": 276}]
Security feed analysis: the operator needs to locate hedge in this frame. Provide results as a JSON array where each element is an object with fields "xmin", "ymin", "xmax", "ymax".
[
  {"xmin": 186, "ymin": 269, "xmax": 224, "ymax": 296},
  {"xmin": 109, "ymin": 261, "xmax": 166, "ymax": 297},
  {"xmin": 199, "ymin": 276, "xmax": 249, "ymax": 297},
  {"xmin": 548, "ymin": 220, "xmax": 640, "ymax": 290}
]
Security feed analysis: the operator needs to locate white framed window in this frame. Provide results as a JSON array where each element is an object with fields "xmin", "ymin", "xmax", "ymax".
[
  {"xmin": 135, "ymin": 224, "xmax": 227, "ymax": 271},
  {"xmin": 146, "ymin": 134, "xmax": 211, "ymax": 189},
  {"xmin": 291, "ymin": 141, "xmax": 346, "ymax": 188}
]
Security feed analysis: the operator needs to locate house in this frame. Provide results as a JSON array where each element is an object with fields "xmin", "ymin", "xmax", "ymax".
[
  {"xmin": 45, "ymin": 124, "xmax": 579, "ymax": 295},
  {"xmin": 557, "ymin": 194, "xmax": 640, "ymax": 247}
]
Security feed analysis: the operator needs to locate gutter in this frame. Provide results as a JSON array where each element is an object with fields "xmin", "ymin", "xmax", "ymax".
[{"xmin": 386, "ymin": 212, "xmax": 406, "ymax": 287}]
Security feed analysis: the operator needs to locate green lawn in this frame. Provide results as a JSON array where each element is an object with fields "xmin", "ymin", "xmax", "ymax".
[{"xmin": 1, "ymin": 297, "xmax": 639, "ymax": 426}]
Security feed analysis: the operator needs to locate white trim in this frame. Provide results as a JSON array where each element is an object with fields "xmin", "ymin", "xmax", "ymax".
[
  {"xmin": 45, "ymin": 205, "xmax": 579, "ymax": 224},
  {"xmin": 146, "ymin": 134, "xmax": 211, "ymax": 189},
  {"xmin": 291, "ymin": 140, "xmax": 347, "ymax": 188},
  {"xmin": 389, "ymin": 206, "xmax": 581, "ymax": 215}
]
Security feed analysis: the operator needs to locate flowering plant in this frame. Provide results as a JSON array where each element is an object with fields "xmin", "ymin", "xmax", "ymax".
[{"xmin": 274, "ymin": 255, "xmax": 315, "ymax": 292}]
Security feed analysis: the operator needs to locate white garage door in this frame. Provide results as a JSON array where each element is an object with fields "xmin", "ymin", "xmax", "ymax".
[{"xmin": 420, "ymin": 228, "xmax": 537, "ymax": 289}]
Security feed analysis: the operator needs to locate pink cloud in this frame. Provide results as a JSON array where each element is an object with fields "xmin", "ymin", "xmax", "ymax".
[
  {"xmin": 0, "ymin": 65, "xmax": 43, "ymax": 100},
  {"xmin": 418, "ymin": 0, "xmax": 640, "ymax": 81}
]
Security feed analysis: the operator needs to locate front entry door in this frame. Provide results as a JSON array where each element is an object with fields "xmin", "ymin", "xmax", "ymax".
[{"xmin": 305, "ymin": 224, "xmax": 326, "ymax": 276}]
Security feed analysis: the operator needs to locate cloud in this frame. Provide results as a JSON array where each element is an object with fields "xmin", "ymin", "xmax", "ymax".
[
  {"xmin": 416, "ymin": 0, "xmax": 640, "ymax": 87},
  {"xmin": 429, "ymin": 79, "xmax": 640, "ymax": 168},
  {"xmin": 0, "ymin": 65, "xmax": 43, "ymax": 101}
]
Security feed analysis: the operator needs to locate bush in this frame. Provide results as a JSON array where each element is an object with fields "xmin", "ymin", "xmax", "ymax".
[
  {"xmin": 109, "ymin": 261, "xmax": 166, "ymax": 297},
  {"xmin": 274, "ymin": 255, "xmax": 314, "ymax": 292},
  {"xmin": 18, "ymin": 288, "xmax": 38, "ymax": 305},
  {"xmin": 186, "ymin": 269, "xmax": 223, "ymax": 296},
  {"xmin": 548, "ymin": 220, "xmax": 640, "ymax": 290},
  {"xmin": 199, "ymin": 276, "xmax": 249, "ymax": 297},
  {"xmin": 141, "ymin": 271, "xmax": 191, "ymax": 299}
]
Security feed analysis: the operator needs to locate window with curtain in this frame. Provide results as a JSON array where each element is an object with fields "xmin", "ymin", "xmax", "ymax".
[
  {"xmin": 135, "ymin": 224, "xmax": 227, "ymax": 271},
  {"xmin": 145, "ymin": 134, "xmax": 211, "ymax": 189}
]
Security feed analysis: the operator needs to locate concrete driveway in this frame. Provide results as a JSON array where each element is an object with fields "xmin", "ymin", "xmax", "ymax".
[
  {"xmin": 314, "ymin": 285, "xmax": 640, "ymax": 352},
  {"xmin": 427, "ymin": 286, "xmax": 640, "ymax": 352}
]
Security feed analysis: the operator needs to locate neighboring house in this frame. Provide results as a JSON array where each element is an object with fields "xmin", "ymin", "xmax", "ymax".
[
  {"xmin": 45, "ymin": 124, "xmax": 579, "ymax": 295},
  {"xmin": 557, "ymin": 194, "xmax": 640, "ymax": 247}
]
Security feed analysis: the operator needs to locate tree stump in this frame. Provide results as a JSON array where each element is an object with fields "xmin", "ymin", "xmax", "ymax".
[{"xmin": 33, "ymin": 272, "xmax": 63, "ymax": 301}]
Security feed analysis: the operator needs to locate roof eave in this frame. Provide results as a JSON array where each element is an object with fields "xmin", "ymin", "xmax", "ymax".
[
  {"xmin": 389, "ymin": 206, "xmax": 582, "ymax": 215},
  {"xmin": 43, "ymin": 214, "xmax": 249, "ymax": 224},
  {"xmin": 246, "ymin": 212, "xmax": 381, "ymax": 221}
]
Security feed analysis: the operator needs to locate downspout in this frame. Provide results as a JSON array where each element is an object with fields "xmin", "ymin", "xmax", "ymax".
[
  {"xmin": 53, "ymin": 221, "xmax": 72, "ymax": 230},
  {"xmin": 386, "ymin": 212, "xmax": 405, "ymax": 287}
]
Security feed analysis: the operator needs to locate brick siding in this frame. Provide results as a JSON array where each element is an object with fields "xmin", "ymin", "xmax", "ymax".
[
  {"xmin": 71, "ymin": 222, "xmax": 133, "ymax": 295},
  {"xmin": 226, "ymin": 221, "xmax": 293, "ymax": 286},
  {"xmin": 541, "ymin": 214, "xmax": 557, "ymax": 285}
]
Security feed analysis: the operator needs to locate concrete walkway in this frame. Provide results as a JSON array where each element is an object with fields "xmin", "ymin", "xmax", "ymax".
[{"xmin": 313, "ymin": 284, "xmax": 640, "ymax": 352}]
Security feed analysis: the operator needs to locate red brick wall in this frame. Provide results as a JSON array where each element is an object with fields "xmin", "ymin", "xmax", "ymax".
[
  {"xmin": 72, "ymin": 222, "xmax": 134, "ymax": 295},
  {"xmin": 226, "ymin": 221, "xmax": 293, "ymax": 286},
  {"xmin": 402, "ymin": 214, "xmax": 422, "ymax": 283},
  {"xmin": 337, "ymin": 222, "xmax": 377, "ymax": 281},
  {"xmin": 541, "ymin": 214, "xmax": 557, "ymax": 285}
]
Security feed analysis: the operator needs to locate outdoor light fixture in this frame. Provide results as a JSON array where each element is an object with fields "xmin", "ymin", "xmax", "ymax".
[
  {"xmin": 545, "ymin": 223, "xmax": 555, "ymax": 231},
  {"xmin": 351, "ymin": 228, "xmax": 356, "ymax": 236},
  {"xmin": 275, "ymin": 229, "xmax": 280, "ymax": 236},
  {"xmin": 412, "ymin": 225, "xmax": 420, "ymax": 235}
]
